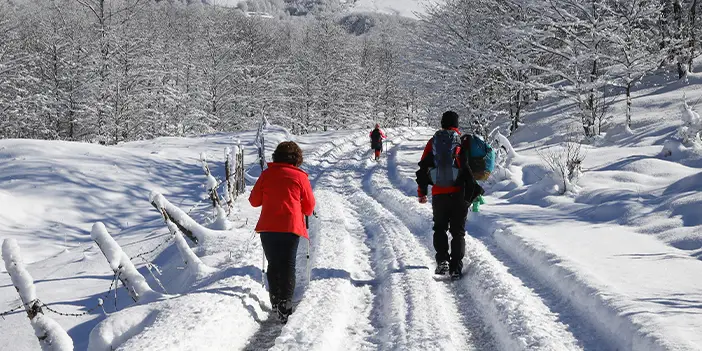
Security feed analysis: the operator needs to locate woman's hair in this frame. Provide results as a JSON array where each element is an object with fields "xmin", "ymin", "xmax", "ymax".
[{"xmin": 272, "ymin": 141, "xmax": 303, "ymax": 167}]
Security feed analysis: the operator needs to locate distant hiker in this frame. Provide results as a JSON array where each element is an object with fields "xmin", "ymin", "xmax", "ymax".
[
  {"xmin": 370, "ymin": 123, "xmax": 387, "ymax": 161},
  {"xmin": 415, "ymin": 111, "xmax": 492, "ymax": 280},
  {"xmin": 249, "ymin": 141, "xmax": 316, "ymax": 323}
]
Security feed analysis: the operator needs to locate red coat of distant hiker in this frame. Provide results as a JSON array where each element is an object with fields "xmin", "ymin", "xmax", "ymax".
[{"xmin": 249, "ymin": 162, "xmax": 316, "ymax": 238}]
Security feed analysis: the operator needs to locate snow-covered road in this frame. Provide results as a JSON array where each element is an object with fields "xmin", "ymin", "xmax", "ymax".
[
  {"xmin": 255, "ymin": 129, "xmax": 582, "ymax": 350},
  {"xmin": 2, "ymin": 125, "xmax": 701, "ymax": 350}
]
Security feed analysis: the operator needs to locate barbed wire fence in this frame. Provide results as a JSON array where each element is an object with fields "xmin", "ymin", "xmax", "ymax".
[{"xmin": 0, "ymin": 125, "xmax": 271, "ymax": 351}]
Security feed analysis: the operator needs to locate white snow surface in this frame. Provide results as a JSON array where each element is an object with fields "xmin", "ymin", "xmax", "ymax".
[
  {"xmin": 349, "ymin": 0, "xmax": 431, "ymax": 19},
  {"xmin": 2, "ymin": 73, "xmax": 702, "ymax": 350}
]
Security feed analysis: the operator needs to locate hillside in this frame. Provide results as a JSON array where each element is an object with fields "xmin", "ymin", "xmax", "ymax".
[{"xmin": 1, "ymin": 64, "xmax": 702, "ymax": 350}]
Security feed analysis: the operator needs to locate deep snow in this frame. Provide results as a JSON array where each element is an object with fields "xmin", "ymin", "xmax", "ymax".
[{"xmin": 1, "ymin": 69, "xmax": 702, "ymax": 351}]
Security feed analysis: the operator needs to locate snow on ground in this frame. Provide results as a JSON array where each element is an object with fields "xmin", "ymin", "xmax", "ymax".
[
  {"xmin": 0, "ymin": 125, "xmax": 350, "ymax": 350},
  {"xmin": 2, "ymin": 69, "xmax": 702, "ymax": 350},
  {"xmin": 348, "ymin": 0, "xmax": 431, "ymax": 19}
]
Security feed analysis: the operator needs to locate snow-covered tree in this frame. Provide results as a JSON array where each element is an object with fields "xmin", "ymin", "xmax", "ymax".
[{"xmin": 608, "ymin": 0, "xmax": 665, "ymax": 129}]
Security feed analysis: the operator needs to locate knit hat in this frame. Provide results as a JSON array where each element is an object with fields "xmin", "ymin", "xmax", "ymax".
[{"xmin": 441, "ymin": 111, "xmax": 459, "ymax": 129}]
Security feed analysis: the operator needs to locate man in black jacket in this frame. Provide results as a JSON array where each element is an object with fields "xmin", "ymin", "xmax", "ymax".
[{"xmin": 416, "ymin": 111, "xmax": 483, "ymax": 279}]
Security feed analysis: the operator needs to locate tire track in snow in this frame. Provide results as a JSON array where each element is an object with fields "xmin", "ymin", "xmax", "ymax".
[
  {"xmin": 331, "ymin": 136, "xmax": 473, "ymax": 350},
  {"xmin": 385, "ymin": 133, "xmax": 611, "ymax": 350},
  {"xmin": 368, "ymin": 138, "xmax": 583, "ymax": 351},
  {"xmin": 266, "ymin": 136, "xmax": 378, "ymax": 350},
  {"xmin": 243, "ymin": 132, "xmax": 371, "ymax": 351}
]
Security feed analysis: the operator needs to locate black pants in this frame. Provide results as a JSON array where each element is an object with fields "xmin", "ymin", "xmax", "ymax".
[
  {"xmin": 432, "ymin": 191, "xmax": 469, "ymax": 272},
  {"xmin": 260, "ymin": 232, "xmax": 300, "ymax": 305}
]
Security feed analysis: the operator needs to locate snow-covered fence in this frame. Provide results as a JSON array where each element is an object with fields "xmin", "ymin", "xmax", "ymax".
[
  {"xmin": 225, "ymin": 144, "xmax": 245, "ymax": 210},
  {"xmin": 91, "ymin": 223, "xmax": 160, "ymax": 303},
  {"xmin": 255, "ymin": 118, "xmax": 268, "ymax": 172},
  {"xmin": 200, "ymin": 153, "xmax": 222, "ymax": 210},
  {"xmin": 149, "ymin": 191, "xmax": 219, "ymax": 245},
  {"xmin": 2, "ymin": 239, "xmax": 73, "ymax": 351},
  {"xmin": 164, "ymin": 220, "xmax": 210, "ymax": 277}
]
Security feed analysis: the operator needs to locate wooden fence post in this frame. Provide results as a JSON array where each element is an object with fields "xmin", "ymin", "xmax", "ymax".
[
  {"xmin": 200, "ymin": 153, "xmax": 221, "ymax": 210},
  {"xmin": 90, "ymin": 223, "xmax": 158, "ymax": 303},
  {"xmin": 2, "ymin": 239, "xmax": 73, "ymax": 351},
  {"xmin": 225, "ymin": 147, "xmax": 235, "ymax": 211},
  {"xmin": 236, "ymin": 143, "xmax": 245, "ymax": 194}
]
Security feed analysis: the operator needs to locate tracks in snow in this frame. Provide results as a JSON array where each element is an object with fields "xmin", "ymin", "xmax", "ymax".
[
  {"xmin": 375, "ymin": 133, "xmax": 615, "ymax": 351},
  {"xmin": 247, "ymin": 129, "xmax": 601, "ymax": 350},
  {"xmin": 273, "ymin": 130, "xmax": 482, "ymax": 350}
]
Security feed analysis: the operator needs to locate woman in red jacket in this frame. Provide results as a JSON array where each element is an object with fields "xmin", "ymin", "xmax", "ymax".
[{"xmin": 249, "ymin": 141, "xmax": 315, "ymax": 323}]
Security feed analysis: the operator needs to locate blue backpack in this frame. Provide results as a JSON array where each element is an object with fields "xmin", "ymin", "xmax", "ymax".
[
  {"xmin": 429, "ymin": 130, "xmax": 461, "ymax": 187},
  {"xmin": 462, "ymin": 134, "xmax": 495, "ymax": 181}
]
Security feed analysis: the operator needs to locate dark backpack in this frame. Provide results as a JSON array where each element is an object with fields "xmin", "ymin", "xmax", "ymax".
[
  {"xmin": 370, "ymin": 129, "xmax": 382, "ymax": 143},
  {"xmin": 429, "ymin": 130, "xmax": 461, "ymax": 187},
  {"xmin": 370, "ymin": 129, "xmax": 383, "ymax": 149}
]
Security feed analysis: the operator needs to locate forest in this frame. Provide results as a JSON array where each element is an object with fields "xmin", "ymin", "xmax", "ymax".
[{"xmin": 1, "ymin": 0, "xmax": 701, "ymax": 143}]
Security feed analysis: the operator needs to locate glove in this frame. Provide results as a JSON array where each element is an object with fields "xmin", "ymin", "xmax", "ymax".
[
  {"xmin": 471, "ymin": 195, "xmax": 486, "ymax": 212},
  {"xmin": 418, "ymin": 195, "xmax": 428, "ymax": 204}
]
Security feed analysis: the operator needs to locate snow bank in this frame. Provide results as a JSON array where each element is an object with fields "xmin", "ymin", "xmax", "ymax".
[
  {"xmin": 91, "ymin": 222, "xmax": 160, "ymax": 303},
  {"xmin": 485, "ymin": 218, "xmax": 702, "ymax": 351},
  {"xmin": 90, "ymin": 291, "xmax": 262, "ymax": 351},
  {"xmin": 88, "ymin": 305, "xmax": 158, "ymax": 351}
]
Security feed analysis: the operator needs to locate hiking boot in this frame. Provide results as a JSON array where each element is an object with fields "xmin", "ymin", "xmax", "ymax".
[
  {"xmin": 434, "ymin": 261, "xmax": 449, "ymax": 275},
  {"xmin": 276, "ymin": 300, "xmax": 293, "ymax": 324},
  {"xmin": 449, "ymin": 269, "xmax": 463, "ymax": 281},
  {"xmin": 269, "ymin": 294, "xmax": 279, "ymax": 309}
]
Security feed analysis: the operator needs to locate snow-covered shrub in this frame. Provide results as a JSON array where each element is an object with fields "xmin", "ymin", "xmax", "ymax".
[
  {"xmin": 678, "ymin": 97, "xmax": 702, "ymax": 148},
  {"xmin": 210, "ymin": 204, "xmax": 233, "ymax": 230},
  {"xmin": 488, "ymin": 131, "xmax": 519, "ymax": 185},
  {"xmin": 661, "ymin": 97, "xmax": 702, "ymax": 159},
  {"xmin": 2, "ymin": 239, "xmax": 74, "ymax": 351},
  {"xmin": 537, "ymin": 141, "xmax": 585, "ymax": 195}
]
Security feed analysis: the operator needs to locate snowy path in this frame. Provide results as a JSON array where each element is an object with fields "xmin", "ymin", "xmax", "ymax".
[
  {"xmin": 367, "ymin": 133, "xmax": 584, "ymax": 350},
  {"xmin": 272, "ymin": 132, "xmax": 478, "ymax": 350}
]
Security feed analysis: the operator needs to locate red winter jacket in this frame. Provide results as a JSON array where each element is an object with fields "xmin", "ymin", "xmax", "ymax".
[
  {"xmin": 249, "ymin": 162, "xmax": 316, "ymax": 239},
  {"xmin": 417, "ymin": 127, "xmax": 463, "ymax": 197}
]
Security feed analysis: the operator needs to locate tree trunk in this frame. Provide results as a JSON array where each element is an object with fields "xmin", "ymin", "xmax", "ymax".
[
  {"xmin": 626, "ymin": 82, "xmax": 632, "ymax": 129},
  {"xmin": 689, "ymin": 0, "xmax": 699, "ymax": 72}
]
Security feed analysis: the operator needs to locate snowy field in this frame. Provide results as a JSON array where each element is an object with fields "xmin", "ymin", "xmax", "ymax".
[{"xmin": 1, "ymin": 75, "xmax": 702, "ymax": 350}]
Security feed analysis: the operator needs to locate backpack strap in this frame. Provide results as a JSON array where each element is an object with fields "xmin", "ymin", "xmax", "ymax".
[{"xmin": 461, "ymin": 134, "xmax": 476, "ymax": 182}]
